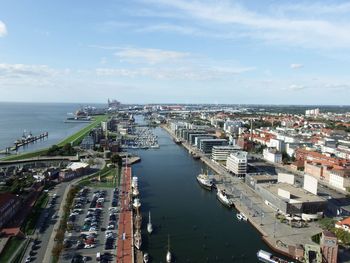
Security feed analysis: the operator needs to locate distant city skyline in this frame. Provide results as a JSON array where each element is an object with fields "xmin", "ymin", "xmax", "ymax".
[{"xmin": 1, "ymin": 0, "xmax": 350, "ymax": 105}]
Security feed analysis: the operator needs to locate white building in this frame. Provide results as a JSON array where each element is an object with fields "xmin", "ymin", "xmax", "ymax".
[
  {"xmin": 211, "ymin": 146, "xmax": 240, "ymax": 162},
  {"xmin": 263, "ymin": 148, "xmax": 282, "ymax": 163},
  {"xmin": 305, "ymin": 108, "xmax": 320, "ymax": 117},
  {"xmin": 329, "ymin": 170, "xmax": 350, "ymax": 191},
  {"xmin": 226, "ymin": 151, "xmax": 248, "ymax": 177},
  {"xmin": 269, "ymin": 138, "xmax": 285, "ymax": 152}
]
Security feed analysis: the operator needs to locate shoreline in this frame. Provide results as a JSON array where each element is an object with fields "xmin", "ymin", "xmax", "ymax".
[{"xmin": 161, "ymin": 124, "xmax": 301, "ymax": 260}]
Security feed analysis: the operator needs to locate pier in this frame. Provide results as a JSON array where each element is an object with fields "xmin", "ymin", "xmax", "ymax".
[
  {"xmin": 0, "ymin": 131, "xmax": 48, "ymax": 154},
  {"xmin": 116, "ymin": 165, "xmax": 134, "ymax": 263}
]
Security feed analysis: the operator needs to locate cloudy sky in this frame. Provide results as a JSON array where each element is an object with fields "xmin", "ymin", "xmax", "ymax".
[{"xmin": 1, "ymin": 0, "xmax": 350, "ymax": 104}]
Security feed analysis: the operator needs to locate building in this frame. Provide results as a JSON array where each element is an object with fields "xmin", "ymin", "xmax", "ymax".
[
  {"xmin": 305, "ymin": 108, "xmax": 320, "ymax": 117},
  {"xmin": 226, "ymin": 151, "xmax": 248, "ymax": 177},
  {"xmin": 0, "ymin": 193, "xmax": 21, "ymax": 229},
  {"xmin": 245, "ymin": 174, "xmax": 278, "ymax": 190},
  {"xmin": 199, "ymin": 139, "xmax": 228, "ymax": 154},
  {"xmin": 80, "ymin": 135, "xmax": 95, "ymax": 150},
  {"xmin": 335, "ymin": 217, "xmax": 350, "ymax": 233},
  {"xmin": 320, "ymin": 231, "xmax": 338, "ymax": 263},
  {"xmin": 194, "ymin": 135, "xmax": 215, "ymax": 148},
  {"xmin": 59, "ymin": 162, "xmax": 90, "ymax": 181},
  {"xmin": 255, "ymin": 182, "xmax": 327, "ymax": 220},
  {"xmin": 329, "ymin": 169, "xmax": 350, "ymax": 191},
  {"xmin": 211, "ymin": 145, "xmax": 240, "ymax": 162},
  {"xmin": 263, "ymin": 148, "xmax": 282, "ymax": 163},
  {"xmin": 269, "ymin": 138, "xmax": 285, "ymax": 152}
]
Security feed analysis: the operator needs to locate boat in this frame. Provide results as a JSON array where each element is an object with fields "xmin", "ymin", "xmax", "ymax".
[
  {"xmin": 147, "ymin": 211, "xmax": 153, "ymax": 234},
  {"xmin": 133, "ymin": 198, "xmax": 141, "ymax": 209},
  {"xmin": 257, "ymin": 250, "xmax": 291, "ymax": 263},
  {"xmin": 196, "ymin": 170, "xmax": 214, "ymax": 190},
  {"xmin": 174, "ymin": 138, "xmax": 182, "ymax": 144},
  {"xmin": 166, "ymin": 235, "xmax": 172, "ymax": 263},
  {"xmin": 236, "ymin": 212, "xmax": 248, "ymax": 221},
  {"xmin": 132, "ymin": 187, "xmax": 139, "ymax": 197},
  {"xmin": 135, "ymin": 211, "xmax": 142, "ymax": 230},
  {"xmin": 216, "ymin": 189, "xmax": 233, "ymax": 207},
  {"xmin": 134, "ymin": 230, "xmax": 142, "ymax": 250},
  {"xmin": 143, "ymin": 253, "xmax": 149, "ymax": 263}
]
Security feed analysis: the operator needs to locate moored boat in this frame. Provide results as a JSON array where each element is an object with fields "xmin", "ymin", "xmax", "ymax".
[
  {"xmin": 257, "ymin": 249, "xmax": 292, "ymax": 263},
  {"xmin": 216, "ymin": 189, "xmax": 233, "ymax": 207},
  {"xmin": 236, "ymin": 212, "xmax": 248, "ymax": 221},
  {"xmin": 134, "ymin": 230, "xmax": 142, "ymax": 250},
  {"xmin": 196, "ymin": 171, "xmax": 214, "ymax": 190},
  {"xmin": 133, "ymin": 198, "xmax": 141, "ymax": 209},
  {"xmin": 143, "ymin": 253, "xmax": 149, "ymax": 263}
]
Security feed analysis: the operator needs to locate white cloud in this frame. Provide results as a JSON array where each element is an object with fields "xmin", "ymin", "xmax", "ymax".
[
  {"xmin": 143, "ymin": 0, "xmax": 350, "ymax": 49},
  {"xmin": 0, "ymin": 63, "xmax": 59, "ymax": 77},
  {"xmin": 286, "ymin": 84, "xmax": 307, "ymax": 91},
  {"xmin": 290, "ymin": 63, "xmax": 303, "ymax": 69},
  {"xmin": 96, "ymin": 65, "xmax": 254, "ymax": 80},
  {"xmin": 114, "ymin": 47, "xmax": 190, "ymax": 64},
  {"xmin": 0, "ymin": 21, "xmax": 7, "ymax": 37}
]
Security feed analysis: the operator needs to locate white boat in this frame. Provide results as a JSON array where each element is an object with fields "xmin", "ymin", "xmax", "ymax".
[
  {"xmin": 166, "ymin": 235, "xmax": 172, "ymax": 263},
  {"xmin": 257, "ymin": 250, "xmax": 291, "ymax": 263},
  {"xmin": 236, "ymin": 212, "xmax": 248, "ymax": 221},
  {"xmin": 132, "ymin": 187, "xmax": 139, "ymax": 197},
  {"xmin": 196, "ymin": 171, "xmax": 214, "ymax": 190},
  {"xmin": 216, "ymin": 189, "xmax": 233, "ymax": 207},
  {"xmin": 132, "ymin": 176, "xmax": 138, "ymax": 188},
  {"xmin": 143, "ymin": 253, "xmax": 149, "ymax": 263},
  {"xmin": 134, "ymin": 230, "xmax": 142, "ymax": 250},
  {"xmin": 133, "ymin": 198, "xmax": 141, "ymax": 209},
  {"xmin": 147, "ymin": 211, "xmax": 153, "ymax": 234}
]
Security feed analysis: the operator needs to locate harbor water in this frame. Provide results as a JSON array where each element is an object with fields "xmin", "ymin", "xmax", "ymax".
[
  {"xmin": 0, "ymin": 102, "xmax": 100, "ymax": 154},
  {"xmin": 131, "ymin": 126, "xmax": 272, "ymax": 262}
]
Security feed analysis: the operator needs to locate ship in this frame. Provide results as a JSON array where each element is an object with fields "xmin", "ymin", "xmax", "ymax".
[
  {"xmin": 132, "ymin": 186, "xmax": 139, "ymax": 197},
  {"xmin": 166, "ymin": 235, "xmax": 172, "ymax": 263},
  {"xmin": 257, "ymin": 250, "xmax": 292, "ymax": 263},
  {"xmin": 196, "ymin": 170, "xmax": 214, "ymax": 190},
  {"xmin": 134, "ymin": 230, "xmax": 142, "ymax": 250},
  {"xmin": 147, "ymin": 211, "xmax": 153, "ymax": 234},
  {"xmin": 133, "ymin": 198, "xmax": 141, "ymax": 209},
  {"xmin": 173, "ymin": 138, "xmax": 182, "ymax": 144},
  {"xmin": 216, "ymin": 189, "xmax": 233, "ymax": 207}
]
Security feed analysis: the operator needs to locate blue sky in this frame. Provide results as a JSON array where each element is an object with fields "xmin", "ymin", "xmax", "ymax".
[{"xmin": 1, "ymin": 0, "xmax": 350, "ymax": 105}]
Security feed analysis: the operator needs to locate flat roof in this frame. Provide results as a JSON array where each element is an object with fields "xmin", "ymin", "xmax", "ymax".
[
  {"xmin": 249, "ymin": 174, "xmax": 277, "ymax": 181},
  {"xmin": 261, "ymin": 182, "xmax": 325, "ymax": 203}
]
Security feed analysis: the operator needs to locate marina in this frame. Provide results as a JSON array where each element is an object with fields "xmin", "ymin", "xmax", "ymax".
[
  {"xmin": 122, "ymin": 127, "xmax": 159, "ymax": 149},
  {"xmin": 0, "ymin": 131, "xmax": 48, "ymax": 154}
]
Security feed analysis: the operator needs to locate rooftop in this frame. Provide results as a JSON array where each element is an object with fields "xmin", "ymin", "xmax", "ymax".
[{"xmin": 261, "ymin": 182, "xmax": 325, "ymax": 203}]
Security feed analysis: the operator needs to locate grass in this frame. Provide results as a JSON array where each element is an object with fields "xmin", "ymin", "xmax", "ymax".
[
  {"xmin": 1, "ymin": 115, "xmax": 108, "ymax": 161},
  {"xmin": 0, "ymin": 237, "xmax": 24, "ymax": 263},
  {"xmin": 22, "ymin": 193, "xmax": 49, "ymax": 235}
]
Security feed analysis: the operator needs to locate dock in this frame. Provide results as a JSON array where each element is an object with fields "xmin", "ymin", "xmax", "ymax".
[
  {"xmin": 0, "ymin": 132, "xmax": 48, "ymax": 154},
  {"xmin": 116, "ymin": 166, "xmax": 134, "ymax": 263}
]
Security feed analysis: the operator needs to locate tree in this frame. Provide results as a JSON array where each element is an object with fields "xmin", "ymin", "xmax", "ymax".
[{"xmin": 111, "ymin": 154, "xmax": 122, "ymax": 167}]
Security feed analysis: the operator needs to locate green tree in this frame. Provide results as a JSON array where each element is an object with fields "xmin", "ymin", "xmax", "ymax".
[{"xmin": 111, "ymin": 154, "xmax": 122, "ymax": 167}]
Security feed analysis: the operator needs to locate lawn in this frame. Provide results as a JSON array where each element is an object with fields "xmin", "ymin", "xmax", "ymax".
[
  {"xmin": 0, "ymin": 237, "xmax": 24, "ymax": 263},
  {"xmin": 1, "ymin": 115, "xmax": 108, "ymax": 161}
]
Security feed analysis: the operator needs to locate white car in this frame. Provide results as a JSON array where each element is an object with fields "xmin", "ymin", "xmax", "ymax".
[
  {"xmin": 107, "ymin": 225, "xmax": 115, "ymax": 230},
  {"xmin": 84, "ymin": 244, "xmax": 95, "ymax": 249},
  {"xmin": 89, "ymin": 227, "xmax": 97, "ymax": 231},
  {"xmin": 25, "ymin": 256, "xmax": 31, "ymax": 263}
]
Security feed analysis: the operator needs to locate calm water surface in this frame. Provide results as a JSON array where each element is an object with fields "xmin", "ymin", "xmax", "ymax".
[{"xmin": 132, "ymin": 127, "xmax": 271, "ymax": 263}]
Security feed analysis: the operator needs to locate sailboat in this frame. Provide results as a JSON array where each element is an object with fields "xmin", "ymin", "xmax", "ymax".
[
  {"xmin": 166, "ymin": 235, "xmax": 172, "ymax": 263},
  {"xmin": 147, "ymin": 211, "xmax": 153, "ymax": 234}
]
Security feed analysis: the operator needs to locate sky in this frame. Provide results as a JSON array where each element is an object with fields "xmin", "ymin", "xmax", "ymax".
[{"xmin": 1, "ymin": 0, "xmax": 350, "ymax": 105}]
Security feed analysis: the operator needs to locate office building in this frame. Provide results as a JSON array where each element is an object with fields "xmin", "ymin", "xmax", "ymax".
[{"xmin": 226, "ymin": 151, "xmax": 248, "ymax": 177}]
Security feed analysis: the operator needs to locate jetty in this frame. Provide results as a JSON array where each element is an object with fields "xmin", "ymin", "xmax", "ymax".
[{"xmin": 0, "ymin": 131, "xmax": 48, "ymax": 154}]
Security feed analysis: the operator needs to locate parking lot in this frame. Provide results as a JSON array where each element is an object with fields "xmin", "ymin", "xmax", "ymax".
[{"xmin": 60, "ymin": 187, "xmax": 120, "ymax": 263}]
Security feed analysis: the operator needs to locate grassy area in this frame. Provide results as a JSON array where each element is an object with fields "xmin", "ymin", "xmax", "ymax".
[
  {"xmin": 22, "ymin": 193, "xmax": 49, "ymax": 235},
  {"xmin": 58, "ymin": 115, "xmax": 108, "ymax": 147},
  {"xmin": 0, "ymin": 237, "xmax": 24, "ymax": 263},
  {"xmin": 1, "ymin": 115, "xmax": 108, "ymax": 161}
]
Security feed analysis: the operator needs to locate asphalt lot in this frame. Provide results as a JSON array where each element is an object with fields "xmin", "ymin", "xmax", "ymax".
[
  {"xmin": 60, "ymin": 187, "xmax": 120, "ymax": 263},
  {"xmin": 22, "ymin": 182, "xmax": 69, "ymax": 263}
]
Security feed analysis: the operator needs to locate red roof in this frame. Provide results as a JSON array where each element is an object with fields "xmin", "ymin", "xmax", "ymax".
[{"xmin": 336, "ymin": 217, "xmax": 350, "ymax": 226}]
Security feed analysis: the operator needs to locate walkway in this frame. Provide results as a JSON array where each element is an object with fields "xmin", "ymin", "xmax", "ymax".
[{"xmin": 116, "ymin": 166, "xmax": 134, "ymax": 263}]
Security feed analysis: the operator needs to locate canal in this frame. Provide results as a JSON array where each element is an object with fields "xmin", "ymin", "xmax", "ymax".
[{"xmin": 131, "ymin": 126, "xmax": 272, "ymax": 262}]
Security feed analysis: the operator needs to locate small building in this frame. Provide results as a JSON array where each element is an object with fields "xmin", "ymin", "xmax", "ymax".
[
  {"xmin": 320, "ymin": 230, "xmax": 338, "ymax": 263},
  {"xmin": 59, "ymin": 162, "xmax": 90, "ymax": 181},
  {"xmin": 245, "ymin": 174, "xmax": 278, "ymax": 190},
  {"xmin": 335, "ymin": 217, "xmax": 350, "ymax": 233},
  {"xmin": 0, "ymin": 193, "xmax": 21, "ymax": 229},
  {"xmin": 226, "ymin": 151, "xmax": 248, "ymax": 177},
  {"xmin": 263, "ymin": 147, "xmax": 282, "ymax": 163}
]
